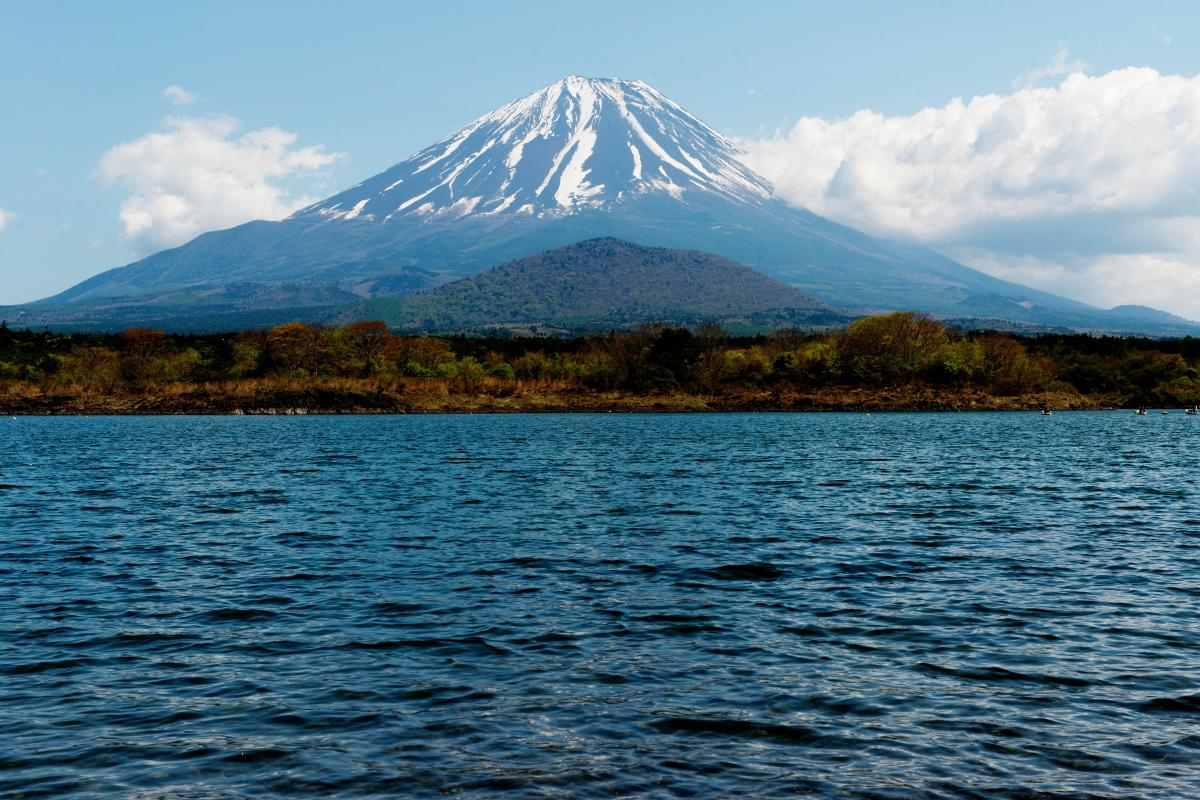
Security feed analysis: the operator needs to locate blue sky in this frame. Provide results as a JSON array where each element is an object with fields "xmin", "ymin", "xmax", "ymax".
[{"xmin": 3, "ymin": 1, "xmax": 1200, "ymax": 312}]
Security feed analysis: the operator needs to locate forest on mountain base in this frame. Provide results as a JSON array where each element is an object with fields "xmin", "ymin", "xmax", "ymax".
[{"xmin": 1, "ymin": 313, "xmax": 1198, "ymax": 414}]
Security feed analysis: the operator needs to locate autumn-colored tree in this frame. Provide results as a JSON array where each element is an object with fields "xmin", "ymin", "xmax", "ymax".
[
  {"xmin": 512, "ymin": 351, "xmax": 551, "ymax": 381},
  {"xmin": 764, "ymin": 328, "xmax": 807, "ymax": 360},
  {"xmin": 120, "ymin": 328, "xmax": 169, "ymax": 385},
  {"xmin": 56, "ymin": 345, "xmax": 121, "ymax": 392},
  {"xmin": 977, "ymin": 333, "xmax": 1047, "ymax": 394},
  {"xmin": 838, "ymin": 312, "xmax": 950, "ymax": 384},
  {"xmin": 397, "ymin": 336, "xmax": 454, "ymax": 374},
  {"xmin": 693, "ymin": 323, "xmax": 730, "ymax": 392},
  {"xmin": 9, "ymin": 320, "xmax": 1200, "ymax": 411},
  {"xmin": 798, "ymin": 339, "xmax": 839, "ymax": 384},
  {"xmin": 267, "ymin": 322, "xmax": 334, "ymax": 375},
  {"xmin": 724, "ymin": 347, "xmax": 771, "ymax": 385},
  {"xmin": 340, "ymin": 321, "xmax": 399, "ymax": 376}
]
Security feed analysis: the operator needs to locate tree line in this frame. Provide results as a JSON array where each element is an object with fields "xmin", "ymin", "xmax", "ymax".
[{"xmin": 1, "ymin": 314, "xmax": 1198, "ymax": 406}]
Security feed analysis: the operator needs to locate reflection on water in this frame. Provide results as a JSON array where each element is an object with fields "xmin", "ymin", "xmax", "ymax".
[{"xmin": 2, "ymin": 412, "xmax": 1199, "ymax": 797}]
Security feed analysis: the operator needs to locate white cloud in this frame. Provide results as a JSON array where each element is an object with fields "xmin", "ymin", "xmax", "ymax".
[
  {"xmin": 0, "ymin": 208, "xmax": 13, "ymax": 232},
  {"xmin": 941, "ymin": 248, "xmax": 1200, "ymax": 316},
  {"xmin": 1015, "ymin": 43, "xmax": 1089, "ymax": 89},
  {"xmin": 95, "ymin": 115, "xmax": 342, "ymax": 254},
  {"xmin": 163, "ymin": 84, "xmax": 198, "ymax": 106},
  {"xmin": 739, "ymin": 67, "xmax": 1200, "ymax": 319}
]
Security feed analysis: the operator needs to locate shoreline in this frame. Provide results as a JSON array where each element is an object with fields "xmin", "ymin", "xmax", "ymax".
[
  {"xmin": 1, "ymin": 408, "xmax": 1125, "ymax": 416},
  {"xmin": 0, "ymin": 382, "xmax": 1106, "ymax": 415}
]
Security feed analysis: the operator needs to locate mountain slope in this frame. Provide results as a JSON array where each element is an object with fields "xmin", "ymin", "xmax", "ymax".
[
  {"xmin": 17, "ymin": 75, "xmax": 1199, "ymax": 334},
  {"xmin": 354, "ymin": 238, "xmax": 846, "ymax": 332}
]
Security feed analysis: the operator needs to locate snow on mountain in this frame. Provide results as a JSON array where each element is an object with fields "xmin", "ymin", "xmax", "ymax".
[{"xmin": 292, "ymin": 76, "xmax": 770, "ymax": 223}]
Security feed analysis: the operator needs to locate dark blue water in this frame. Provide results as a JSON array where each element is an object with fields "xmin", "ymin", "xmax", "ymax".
[{"xmin": 2, "ymin": 412, "xmax": 1199, "ymax": 798}]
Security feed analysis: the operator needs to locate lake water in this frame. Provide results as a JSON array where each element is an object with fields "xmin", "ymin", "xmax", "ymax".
[{"xmin": 2, "ymin": 412, "xmax": 1199, "ymax": 798}]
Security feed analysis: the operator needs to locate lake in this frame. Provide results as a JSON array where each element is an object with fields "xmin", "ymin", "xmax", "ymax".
[{"xmin": 2, "ymin": 412, "xmax": 1198, "ymax": 798}]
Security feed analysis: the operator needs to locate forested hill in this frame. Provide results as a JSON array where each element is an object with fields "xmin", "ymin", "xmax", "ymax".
[{"xmin": 351, "ymin": 238, "xmax": 847, "ymax": 333}]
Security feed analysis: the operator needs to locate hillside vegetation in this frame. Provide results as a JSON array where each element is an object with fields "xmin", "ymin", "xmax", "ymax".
[{"xmin": 353, "ymin": 238, "xmax": 844, "ymax": 332}]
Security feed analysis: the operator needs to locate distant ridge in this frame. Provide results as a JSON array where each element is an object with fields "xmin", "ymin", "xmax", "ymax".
[{"xmin": 351, "ymin": 238, "xmax": 848, "ymax": 333}]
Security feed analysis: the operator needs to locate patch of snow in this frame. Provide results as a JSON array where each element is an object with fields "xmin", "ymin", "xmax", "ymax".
[
  {"xmin": 485, "ymin": 193, "xmax": 518, "ymax": 215},
  {"xmin": 312, "ymin": 203, "xmax": 343, "ymax": 217},
  {"xmin": 341, "ymin": 198, "xmax": 371, "ymax": 220},
  {"xmin": 628, "ymin": 142, "xmax": 642, "ymax": 180},
  {"xmin": 606, "ymin": 89, "xmax": 702, "ymax": 183},
  {"xmin": 396, "ymin": 138, "xmax": 492, "ymax": 212},
  {"xmin": 554, "ymin": 108, "xmax": 601, "ymax": 205},
  {"xmin": 396, "ymin": 185, "xmax": 440, "ymax": 213},
  {"xmin": 446, "ymin": 196, "xmax": 482, "ymax": 217},
  {"xmin": 650, "ymin": 176, "xmax": 685, "ymax": 200},
  {"xmin": 678, "ymin": 148, "xmax": 717, "ymax": 183},
  {"xmin": 532, "ymin": 81, "xmax": 603, "ymax": 205},
  {"xmin": 413, "ymin": 127, "xmax": 475, "ymax": 175}
]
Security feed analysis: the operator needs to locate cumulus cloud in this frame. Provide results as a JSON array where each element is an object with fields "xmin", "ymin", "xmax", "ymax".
[
  {"xmin": 163, "ymin": 84, "xmax": 198, "ymax": 105},
  {"xmin": 740, "ymin": 67, "xmax": 1200, "ymax": 318},
  {"xmin": 95, "ymin": 115, "xmax": 342, "ymax": 254},
  {"xmin": 0, "ymin": 208, "xmax": 13, "ymax": 232}
]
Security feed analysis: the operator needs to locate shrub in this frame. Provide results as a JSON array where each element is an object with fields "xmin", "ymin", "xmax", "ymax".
[
  {"xmin": 453, "ymin": 356, "xmax": 486, "ymax": 392},
  {"xmin": 164, "ymin": 348, "xmax": 204, "ymax": 383},
  {"xmin": 513, "ymin": 351, "xmax": 551, "ymax": 380},
  {"xmin": 229, "ymin": 339, "xmax": 263, "ymax": 378},
  {"xmin": 488, "ymin": 362, "xmax": 515, "ymax": 380}
]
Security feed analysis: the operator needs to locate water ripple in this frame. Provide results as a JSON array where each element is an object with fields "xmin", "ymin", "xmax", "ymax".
[{"xmin": 1, "ymin": 411, "xmax": 1199, "ymax": 797}]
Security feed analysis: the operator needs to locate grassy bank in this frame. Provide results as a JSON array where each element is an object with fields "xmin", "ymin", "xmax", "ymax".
[{"xmin": 0, "ymin": 375, "xmax": 1099, "ymax": 415}]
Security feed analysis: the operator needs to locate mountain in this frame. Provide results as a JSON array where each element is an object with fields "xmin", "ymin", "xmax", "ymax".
[
  {"xmin": 296, "ymin": 76, "xmax": 768, "ymax": 222},
  {"xmin": 942, "ymin": 295, "xmax": 1200, "ymax": 337},
  {"xmin": 8, "ymin": 75, "xmax": 1199, "ymax": 335},
  {"xmin": 352, "ymin": 237, "xmax": 848, "ymax": 333}
]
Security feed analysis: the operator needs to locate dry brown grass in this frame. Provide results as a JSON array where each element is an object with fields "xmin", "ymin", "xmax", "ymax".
[{"xmin": 0, "ymin": 375, "xmax": 1099, "ymax": 415}]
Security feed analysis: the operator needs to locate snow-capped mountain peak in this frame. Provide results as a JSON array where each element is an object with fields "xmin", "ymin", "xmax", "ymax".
[{"xmin": 292, "ymin": 76, "xmax": 771, "ymax": 223}]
